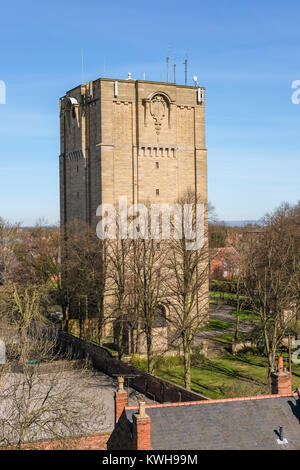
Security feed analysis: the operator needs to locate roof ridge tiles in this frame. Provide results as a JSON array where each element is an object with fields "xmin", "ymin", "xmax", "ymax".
[{"xmin": 125, "ymin": 392, "xmax": 298, "ymax": 411}]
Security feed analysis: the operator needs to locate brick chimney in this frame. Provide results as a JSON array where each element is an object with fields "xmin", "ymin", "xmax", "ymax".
[
  {"xmin": 114, "ymin": 376, "xmax": 128, "ymax": 424},
  {"xmin": 271, "ymin": 356, "xmax": 292, "ymax": 395},
  {"xmin": 132, "ymin": 401, "xmax": 151, "ymax": 450}
]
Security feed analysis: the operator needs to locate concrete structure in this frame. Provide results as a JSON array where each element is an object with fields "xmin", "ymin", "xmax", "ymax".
[
  {"xmin": 59, "ymin": 77, "xmax": 207, "ymax": 225},
  {"xmin": 59, "ymin": 76, "xmax": 209, "ymax": 332},
  {"xmin": 113, "ymin": 310, "xmax": 169, "ymax": 356}
]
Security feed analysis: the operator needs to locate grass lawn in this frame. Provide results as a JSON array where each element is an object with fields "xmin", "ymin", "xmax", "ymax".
[
  {"xmin": 197, "ymin": 318, "xmax": 232, "ymax": 332},
  {"xmin": 214, "ymin": 331, "xmax": 249, "ymax": 346},
  {"xmin": 131, "ymin": 352, "xmax": 300, "ymax": 400},
  {"xmin": 229, "ymin": 309, "xmax": 259, "ymax": 323},
  {"xmin": 209, "ymin": 291, "xmax": 246, "ymax": 300},
  {"xmin": 84, "ymin": 311, "xmax": 300, "ymax": 401}
]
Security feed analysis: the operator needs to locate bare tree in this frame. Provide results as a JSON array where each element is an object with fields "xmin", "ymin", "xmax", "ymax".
[
  {"xmin": 0, "ymin": 218, "xmax": 20, "ymax": 286},
  {"xmin": 132, "ymin": 236, "xmax": 168, "ymax": 374},
  {"xmin": 106, "ymin": 236, "xmax": 133, "ymax": 360},
  {"xmin": 62, "ymin": 220, "xmax": 109, "ymax": 344},
  {"xmin": 29, "ymin": 224, "xmax": 62, "ymax": 290},
  {"xmin": 0, "ymin": 285, "xmax": 105, "ymax": 449},
  {"xmin": 242, "ymin": 203, "xmax": 300, "ymax": 381},
  {"xmin": 222, "ymin": 234, "xmax": 246, "ymax": 341},
  {"xmin": 165, "ymin": 191, "xmax": 209, "ymax": 390}
]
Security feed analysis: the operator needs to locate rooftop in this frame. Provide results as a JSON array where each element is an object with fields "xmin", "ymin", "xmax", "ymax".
[
  {"xmin": 124, "ymin": 393, "xmax": 300, "ymax": 450},
  {"xmin": 0, "ymin": 368, "xmax": 155, "ymax": 446}
]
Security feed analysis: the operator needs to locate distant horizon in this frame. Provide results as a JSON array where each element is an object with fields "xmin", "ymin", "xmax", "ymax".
[
  {"xmin": 0, "ymin": 207, "xmax": 294, "ymax": 228},
  {"xmin": 2, "ymin": 216, "xmax": 262, "ymax": 229}
]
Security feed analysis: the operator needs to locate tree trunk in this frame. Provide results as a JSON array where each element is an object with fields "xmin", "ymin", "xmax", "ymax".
[
  {"xmin": 234, "ymin": 298, "xmax": 240, "ymax": 341},
  {"xmin": 146, "ymin": 332, "xmax": 154, "ymax": 374},
  {"xmin": 267, "ymin": 349, "xmax": 276, "ymax": 390},
  {"xmin": 234, "ymin": 278, "xmax": 241, "ymax": 341},
  {"xmin": 182, "ymin": 333, "xmax": 191, "ymax": 390},
  {"xmin": 135, "ymin": 317, "xmax": 141, "ymax": 354},
  {"xmin": 97, "ymin": 298, "xmax": 104, "ymax": 346},
  {"xmin": 118, "ymin": 319, "xmax": 124, "ymax": 360},
  {"xmin": 62, "ymin": 304, "xmax": 68, "ymax": 333}
]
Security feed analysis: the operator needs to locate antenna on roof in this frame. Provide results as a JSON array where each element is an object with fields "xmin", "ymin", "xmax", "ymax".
[
  {"xmin": 184, "ymin": 50, "xmax": 188, "ymax": 85},
  {"xmin": 173, "ymin": 54, "xmax": 176, "ymax": 83},
  {"xmin": 81, "ymin": 48, "xmax": 84, "ymax": 84},
  {"xmin": 166, "ymin": 46, "xmax": 170, "ymax": 82},
  {"xmin": 103, "ymin": 58, "xmax": 106, "ymax": 78}
]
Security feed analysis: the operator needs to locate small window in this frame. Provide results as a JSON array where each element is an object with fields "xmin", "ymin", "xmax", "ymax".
[
  {"xmin": 157, "ymin": 242, "xmax": 160, "ymax": 250},
  {"xmin": 155, "ymin": 162, "xmax": 159, "ymax": 169},
  {"xmin": 76, "ymin": 165, "xmax": 79, "ymax": 173},
  {"xmin": 77, "ymin": 192, "xmax": 79, "ymax": 200},
  {"xmin": 156, "ymin": 189, "xmax": 159, "ymax": 196}
]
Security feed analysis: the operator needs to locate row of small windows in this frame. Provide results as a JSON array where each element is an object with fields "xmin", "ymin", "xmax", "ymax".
[{"xmin": 155, "ymin": 161, "xmax": 159, "ymax": 196}]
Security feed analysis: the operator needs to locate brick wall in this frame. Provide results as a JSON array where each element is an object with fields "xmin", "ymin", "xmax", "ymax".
[
  {"xmin": 132, "ymin": 414, "xmax": 151, "ymax": 450},
  {"xmin": 58, "ymin": 332, "xmax": 209, "ymax": 403}
]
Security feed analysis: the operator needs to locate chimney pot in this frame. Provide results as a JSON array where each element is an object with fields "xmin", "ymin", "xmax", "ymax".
[
  {"xmin": 114, "ymin": 376, "xmax": 128, "ymax": 424},
  {"xmin": 139, "ymin": 401, "xmax": 146, "ymax": 417},
  {"xmin": 132, "ymin": 401, "xmax": 151, "ymax": 450},
  {"xmin": 117, "ymin": 375, "xmax": 124, "ymax": 392},
  {"xmin": 271, "ymin": 357, "xmax": 292, "ymax": 395}
]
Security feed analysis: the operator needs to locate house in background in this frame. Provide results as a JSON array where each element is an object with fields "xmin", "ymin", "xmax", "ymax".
[{"xmin": 210, "ymin": 246, "xmax": 239, "ymax": 279}]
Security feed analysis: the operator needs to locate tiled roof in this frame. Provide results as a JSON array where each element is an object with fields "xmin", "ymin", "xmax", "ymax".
[{"xmin": 125, "ymin": 394, "xmax": 300, "ymax": 450}]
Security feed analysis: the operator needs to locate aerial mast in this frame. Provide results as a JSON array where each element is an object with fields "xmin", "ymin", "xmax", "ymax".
[
  {"xmin": 166, "ymin": 46, "xmax": 170, "ymax": 82},
  {"xmin": 184, "ymin": 50, "xmax": 188, "ymax": 85},
  {"xmin": 173, "ymin": 54, "xmax": 176, "ymax": 83}
]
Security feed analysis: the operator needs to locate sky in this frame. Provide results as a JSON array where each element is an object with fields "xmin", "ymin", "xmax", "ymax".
[{"xmin": 0, "ymin": 0, "xmax": 299, "ymax": 225}]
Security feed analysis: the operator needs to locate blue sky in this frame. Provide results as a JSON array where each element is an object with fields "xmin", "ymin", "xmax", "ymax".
[{"xmin": 0, "ymin": 0, "xmax": 299, "ymax": 225}]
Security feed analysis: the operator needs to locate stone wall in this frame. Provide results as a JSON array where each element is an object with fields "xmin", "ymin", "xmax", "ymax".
[
  {"xmin": 59, "ymin": 77, "xmax": 210, "ymax": 332},
  {"xmin": 58, "ymin": 332, "xmax": 209, "ymax": 403},
  {"xmin": 59, "ymin": 78, "xmax": 208, "ymax": 227}
]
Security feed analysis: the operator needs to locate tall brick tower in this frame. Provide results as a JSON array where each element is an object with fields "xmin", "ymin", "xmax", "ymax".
[{"xmin": 59, "ymin": 77, "xmax": 207, "ymax": 225}]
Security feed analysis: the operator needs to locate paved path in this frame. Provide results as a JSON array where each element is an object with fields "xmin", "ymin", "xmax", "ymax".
[{"xmin": 194, "ymin": 304, "xmax": 253, "ymax": 346}]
